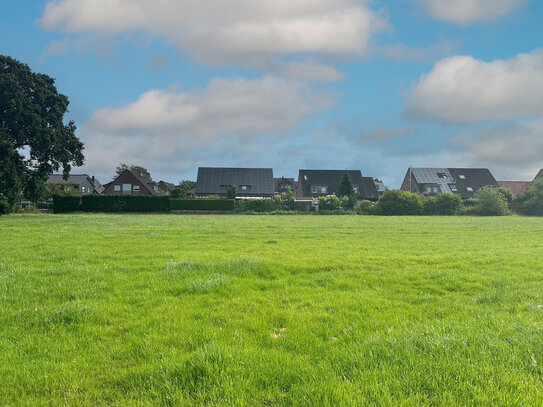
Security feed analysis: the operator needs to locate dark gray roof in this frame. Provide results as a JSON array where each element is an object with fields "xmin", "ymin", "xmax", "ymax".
[
  {"xmin": 534, "ymin": 169, "xmax": 543, "ymax": 182},
  {"xmin": 408, "ymin": 167, "xmax": 499, "ymax": 198},
  {"xmin": 448, "ymin": 168, "xmax": 499, "ymax": 199},
  {"xmin": 297, "ymin": 169, "xmax": 379, "ymax": 200},
  {"xmin": 196, "ymin": 167, "xmax": 274, "ymax": 197},
  {"xmin": 47, "ymin": 174, "xmax": 104, "ymax": 194}
]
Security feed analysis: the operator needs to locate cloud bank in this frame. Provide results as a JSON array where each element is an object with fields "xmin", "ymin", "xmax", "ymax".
[
  {"xmin": 421, "ymin": 0, "xmax": 526, "ymax": 24},
  {"xmin": 405, "ymin": 50, "xmax": 543, "ymax": 124}
]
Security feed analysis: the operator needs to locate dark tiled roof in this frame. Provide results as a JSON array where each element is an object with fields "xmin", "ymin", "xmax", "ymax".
[
  {"xmin": 297, "ymin": 169, "xmax": 379, "ymax": 200},
  {"xmin": 126, "ymin": 170, "xmax": 157, "ymax": 194},
  {"xmin": 447, "ymin": 168, "xmax": 499, "ymax": 199},
  {"xmin": 195, "ymin": 167, "xmax": 274, "ymax": 197},
  {"xmin": 534, "ymin": 169, "xmax": 543, "ymax": 182}
]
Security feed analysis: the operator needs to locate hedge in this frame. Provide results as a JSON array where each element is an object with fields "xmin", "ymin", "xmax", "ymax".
[
  {"xmin": 53, "ymin": 195, "xmax": 81, "ymax": 213},
  {"xmin": 170, "ymin": 199, "xmax": 235, "ymax": 211},
  {"xmin": 80, "ymin": 195, "xmax": 169, "ymax": 212}
]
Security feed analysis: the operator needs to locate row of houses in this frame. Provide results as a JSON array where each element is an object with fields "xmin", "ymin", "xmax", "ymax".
[{"xmin": 47, "ymin": 167, "xmax": 543, "ymax": 202}]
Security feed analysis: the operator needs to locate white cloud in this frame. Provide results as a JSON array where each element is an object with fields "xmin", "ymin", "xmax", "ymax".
[
  {"xmin": 449, "ymin": 120, "xmax": 543, "ymax": 177},
  {"xmin": 41, "ymin": 0, "xmax": 387, "ymax": 78},
  {"xmin": 81, "ymin": 76, "xmax": 334, "ymax": 178},
  {"xmin": 405, "ymin": 50, "xmax": 543, "ymax": 124},
  {"xmin": 420, "ymin": 0, "xmax": 526, "ymax": 24}
]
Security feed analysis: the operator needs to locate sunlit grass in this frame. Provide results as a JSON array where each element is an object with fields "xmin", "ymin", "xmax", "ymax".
[{"xmin": 1, "ymin": 214, "xmax": 543, "ymax": 405}]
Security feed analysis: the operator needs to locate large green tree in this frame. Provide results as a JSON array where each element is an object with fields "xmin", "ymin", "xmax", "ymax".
[
  {"xmin": 171, "ymin": 180, "xmax": 196, "ymax": 198},
  {"xmin": 115, "ymin": 163, "xmax": 152, "ymax": 180},
  {"xmin": 0, "ymin": 55, "xmax": 84, "ymax": 204},
  {"xmin": 338, "ymin": 171, "xmax": 354, "ymax": 197}
]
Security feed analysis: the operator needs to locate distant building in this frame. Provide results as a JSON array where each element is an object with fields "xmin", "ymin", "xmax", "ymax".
[
  {"xmin": 374, "ymin": 180, "xmax": 387, "ymax": 196},
  {"xmin": 498, "ymin": 181, "xmax": 532, "ymax": 198},
  {"xmin": 195, "ymin": 167, "xmax": 275, "ymax": 198},
  {"xmin": 534, "ymin": 169, "xmax": 543, "ymax": 181},
  {"xmin": 274, "ymin": 177, "xmax": 296, "ymax": 194},
  {"xmin": 296, "ymin": 169, "xmax": 379, "ymax": 201},
  {"xmin": 47, "ymin": 174, "xmax": 103, "ymax": 195},
  {"xmin": 400, "ymin": 168, "xmax": 500, "ymax": 199},
  {"xmin": 102, "ymin": 169, "xmax": 160, "ymax": 195}
]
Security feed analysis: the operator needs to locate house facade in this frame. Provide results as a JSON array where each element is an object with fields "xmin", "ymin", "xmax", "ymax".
[
  {"xmin": 102, "ymin": 170, "xmax": 159, "ymax": 195},
  {"xmin": 400, "ymin": 168, "xmax": 500, "ymax": 199},
  {"xmin": 274, "ymin": 177, "xmax": 296, "ymax": 194},
  {"xmin": 195, "ymin": 167, "xmax": 275, "ymax": 198},
  {"xmin": 47, "ymin": 174, "xmax": 103, "ymax": 195},
  {"xmin": 296, "ymin": 169, "xmax": 379, "ymax": 201}
]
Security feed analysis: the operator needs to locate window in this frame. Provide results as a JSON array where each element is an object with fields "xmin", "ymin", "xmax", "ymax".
[
  {"xmin": 240, "ymin": 185, "xmax": 251, "ymax": 191},
  {"xmin": 280, "ymin": 184, "xmax": 291, "ymax": 190},
  {"xmin": 114, "ymin": 185, "xmax": 121, "ymax": 191},
  {"xmin": 466, "ymin": 187, "xmax": 474, "ymax": 192},
  {"xmin": 122, "ymin": 184, "xmax": 132, "ymax": 195},
  {"xmin": 133, "ymin": 185, "xmax": 140, "ymax": 191},
  {"xmin": 437, "ymin": 173, "xmax": 447, "ymax": 179},
  {"xmin": 426, "ymin": 185, "xmax": 440, "ymax": 194},
  {"xmin": 81, "ymin": 186, "xmax": 86, "ymax": 193},
  {"xmin": 311, "ymin": 185, "xmax": 328, "ymax": 194},
  {"xmin": 449, "ymin": 184, "xmax": 458, "ymax": 192},
  {"xmin": 459, "ymin": 175, "xmax": 466, "ymax": 179},
  {"xmin": 353, "ymin": 186, "xmax": 359, "ymax": 194}
]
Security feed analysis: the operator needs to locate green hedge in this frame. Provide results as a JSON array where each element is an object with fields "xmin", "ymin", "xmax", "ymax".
[
  {"xmin": 53, "ymin": 195, "xmax": 81, "ymax": 213},
  {"xmin": 80, "ymin": 195, "xmax": 169, "ymax": 212},
  {"xmin": 170, "ymin": 199, "xmax": 235, "ymax": 211}
]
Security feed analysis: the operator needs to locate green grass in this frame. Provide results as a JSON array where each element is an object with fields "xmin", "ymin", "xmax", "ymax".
[{"xmin": 1, "ymin": 214, "xmax": 543, "ymax": 406}]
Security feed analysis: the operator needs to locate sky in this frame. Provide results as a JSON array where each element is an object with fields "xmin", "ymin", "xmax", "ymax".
[{"xmin": 1, "ymin": 0, "xmax": 543, "ymax": 187}]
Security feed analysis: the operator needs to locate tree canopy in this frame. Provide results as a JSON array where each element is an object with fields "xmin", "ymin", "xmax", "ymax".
[
  {"xmin": 171, "ymin": 180, "xmax": 196, "ymax": 198},
  {"xmin": 338, "ymin": 172, "xmax": 354, "ymax": 197},
  {"xmin": 0, "ymin": 55, "xmax": 84, "ymax": 204},
  {"xmin": 115, "ymin": 164, "xmax": 152, "ymax": 181}
]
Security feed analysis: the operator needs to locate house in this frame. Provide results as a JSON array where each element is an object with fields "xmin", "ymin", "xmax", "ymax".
[
  {"xmin": 102, "ymin": 169, "xmax": 160, "ymax": 195},
  {"xmin": 498, "ymin": 181, "xmax": 532, "ymax": 198},
  {"xmin": 400, "ymin": 168, "xmax": 500, "ymax": 199},
  {"xmin": 534, "ymin": 169, "xmax": 543, "ymax": 181},
  {"xmin": 195, "ymin": 167, "xmax": 275, "ymax": 198},
  {"xmin": 157, "ymin": 181, "xmax": 175, "ymax": 195},
  {"xmin": 274, "ymin": 177, "xmax": 296, "ymax": 194},
  {"xmin": 296, "ymin": 169, "xmax": 380, "ymax": 201},
  {"xmin": 47, "ymin": 174, "xmax": 103, "ymax": 195},
  {"xmin": 374, "ymin": 180, "xmax": 387, "ymax": 196}
]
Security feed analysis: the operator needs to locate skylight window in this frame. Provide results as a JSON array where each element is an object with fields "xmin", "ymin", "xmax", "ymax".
[
  {"xmin": 459, "ymin": 175, "xmax": 466, "ymax": 179},
  {"xmin": 466, "ymin": 187, "xmax": 473, "ymax": 192}
]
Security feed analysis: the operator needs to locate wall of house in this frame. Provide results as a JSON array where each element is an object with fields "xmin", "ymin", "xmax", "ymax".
[
  {"xmin": 400, "ymin": 170, "xmax": 421, "ymax": 194},
  {"xmin": 102, "ymin": 172, "xmax": 152, "ymax": 195}
]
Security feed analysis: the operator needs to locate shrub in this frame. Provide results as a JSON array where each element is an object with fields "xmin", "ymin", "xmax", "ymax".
[
  {"xmin": 318, "ymin": 195, "xmax": 341, "ymax": 211},
  {"xmin": 469, "ymin": 187, "xmax": 509, "ymax": 216},
  {"xmin": 434, "ymin": 193, "xmax": 463, "ymax": 215},
  {"xmin": 170, "ymin": 199, "xmax": 235, "ymax": 212},
  {"xmin": 0, "ymin": 200, "xmax": 10, "ymax": 215},
  {"xmin": 239, "ymin": 198, "xmax": 281, "ymax": 212},
  {"xmin": 355, "ymin": 200, "xmax": 376, "ymax": 215},
  {"xmin": 53, "ymin": 194, "xmax": 81, "ymax": 213},
  {"xmin": 423, "ymin": 196, "xmax": 438, "ymax": 215},
  {"xmin": 80, "ymin": 195, "xmax": 169, "ymax": 212},
  {"xmin": 516, "ymin": 178, "xmax": 543, "ymax": 216},
  {"xmin": 376, "ymin": 190, "xmax": 424, "ymax": 216},
  {"xmin": 496, "ymin": 187, "xmax": 513, "ymax": 205}
]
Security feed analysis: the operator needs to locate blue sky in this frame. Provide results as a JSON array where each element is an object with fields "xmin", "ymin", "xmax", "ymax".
[{"xmin": 2, "ymin": 0, "xmax": 542, "ymax": 186}]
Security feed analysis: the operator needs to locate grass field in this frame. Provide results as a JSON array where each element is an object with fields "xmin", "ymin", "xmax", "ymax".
[{"xmin": 1, "ymin": 214, "xmax": 543, "ymax": 406}]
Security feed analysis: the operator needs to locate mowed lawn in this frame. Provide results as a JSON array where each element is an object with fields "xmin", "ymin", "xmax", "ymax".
[{"xmin": 1, "ymin": 215, "xmax": 543, "ymax": 406}]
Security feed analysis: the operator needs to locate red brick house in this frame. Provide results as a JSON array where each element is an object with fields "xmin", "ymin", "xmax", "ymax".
[{"xmin": 102, "ymin": 169, "xmax": 159, "ymax": 195}]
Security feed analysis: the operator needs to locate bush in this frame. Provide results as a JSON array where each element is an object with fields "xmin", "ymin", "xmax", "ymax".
[
  {"xmin": 355, "ymin": 200, "xmax": 376, "ymax": 215},
  {"xmin": 496, "ymin": 187, "xmax": 513, "ymax": 205},
  {"xmin": 0, "ymin": 200, "xmax": 11, "ymax": 215},
  {"xmin": 516, "ymin": 178, "xmax": 543, "ymax": 216},
  {"xmin": 469, "ymin": 187, "xmax": 509, "ymax": 216},
  {"xmin": 318, "ymin": 195, "xmax": 341, "ymax": 211},
  {"xmin": 432, "ymin": 193, "xmax": 463, "ymax": 215},
  {"xmin": 80, "ymin": 195, "xmax": 169, "ymax": 212},
  {"xmin": 376, "ymin": 190, "xmax": 424, "ymax": 216},
  {"xmin": 53, "ymin": 194, "xmax": 81, "ymax": 213},
  {"xmin": 239, "ymin": 198, "xmax": 281, "ymax": 212},
  {"xmin": 170, "ymin": 199, "xmax": 235, "ymax": 212}
]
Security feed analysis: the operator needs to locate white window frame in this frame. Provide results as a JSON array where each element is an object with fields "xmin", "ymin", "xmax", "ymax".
[
  {"xmin": 133, "ymin": 185, "xmax": 140, "ymax": 191},
  {"xmin": 466, "ymin": 187, "xmax": 474, "ymax": 192},
  {"xmin": 114, "ymin": 185, "xmax": 121, "ymax": 192}
]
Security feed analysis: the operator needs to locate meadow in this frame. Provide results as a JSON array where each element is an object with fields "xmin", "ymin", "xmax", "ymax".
[{"xmin": 1, "ymin": 214, "xmax": 543, "ymax": 406}]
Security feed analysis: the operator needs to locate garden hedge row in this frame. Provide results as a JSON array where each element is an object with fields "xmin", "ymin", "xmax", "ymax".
[
  {"xmin": 169, "ymin": 199, "xmax": 235, "ymax": 211},
  {"xmin": 53, "ymin": 195, "xmax": 234, "ymax": 213}
]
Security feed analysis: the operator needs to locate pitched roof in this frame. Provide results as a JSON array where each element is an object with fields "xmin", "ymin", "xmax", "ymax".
[
  {"xmin": 447, "ymin": 168, "xmax": 499, "ymax": 198},
  {"xmin": 47, "ymin": 174, "xmax": 104, "ymax": 194},
  {"xmin": 534, "ymin": 169, "xmax": 543, "ymax": 182},
  {"xmin": 195, "ymin": 167, "xmax": 275, "ymax": 196},
  {"xmin": 103, "ymin": 169, "xmax": 157, "ymax": 194},
  {"xmin": 409, "ymin": 168, "xmax": 455, "ymax": 193},
  {"xmin": 498, "ymin": 181, "xmax": 532, "ymax": 196},
  {"xmin": 297, "ymin": 169, "xmax": 379, "ymax": 200}
]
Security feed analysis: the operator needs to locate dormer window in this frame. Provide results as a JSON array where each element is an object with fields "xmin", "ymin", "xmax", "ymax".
[
  {"xmin": 466, "ymin": 187, "xmax": 473, "ymax": 192},
  {"xmin": 437, "ymin": 173, "xmax": 447, "ymax": 179},
  {"xmin": 459, "ymin": 175, "xmax": 466, "ymax": 179},
  {"xmin": 311, "ymin": 185, "xmax": 328, "ymax": 194}
]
